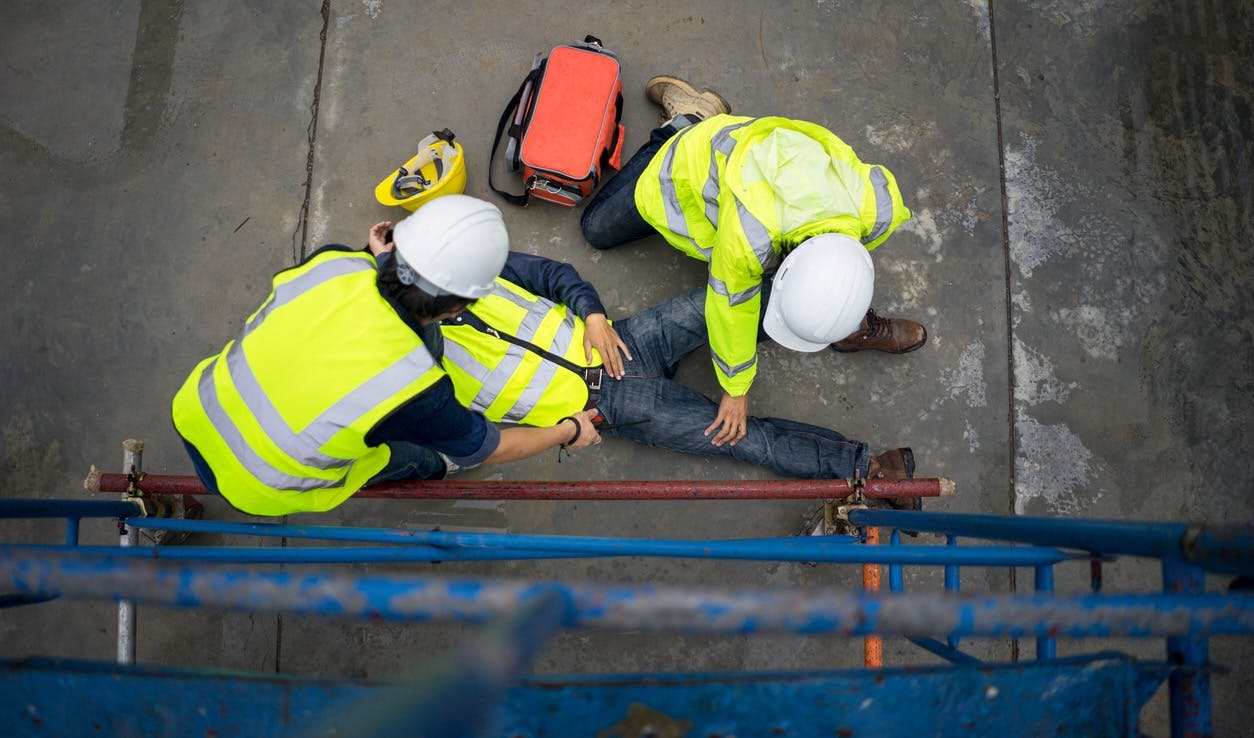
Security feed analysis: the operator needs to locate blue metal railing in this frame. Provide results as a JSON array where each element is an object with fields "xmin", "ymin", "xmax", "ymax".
[{"xmin": 1, "ymin": 495, "xmax": 1251, "ymax": 738}]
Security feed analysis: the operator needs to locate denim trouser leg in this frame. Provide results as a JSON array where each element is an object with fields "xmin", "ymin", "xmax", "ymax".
[
  {"xmin": 612, "ymin": 285, "xmax": 775, "ymax": 375},
  {"xmin": 580, "ymin": 123, "xmax": 685, "ymax": 250},
  {"xmin": 599, "ymin": 290, "xmax": 870, "ymax": 479},
  {"xmin": 365, "ymin": 442, "xmax": 447, "ymax": 486}
]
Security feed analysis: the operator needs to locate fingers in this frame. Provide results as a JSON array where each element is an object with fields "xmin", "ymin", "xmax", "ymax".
[
  {"xmin": 583, "ymin": 335, "xmax": 594, "ymax": 364},
  {"xmin": 711, "ymin": 419, "xmax": 745, "ymax": 447},
  {"xmin": 706, "ymin": 409, "xmax": 747, "ymax": 447},
  {"xmin": 617, "ymin": 336, "xmax": 633, "ymax": 362},
  {"xmin": 367, "ymin": 222, "xmax": 397, "ymax": 256},
  {"xmin": 568, "ymin": 410, "xmax": 602, "ymax": 450},
  {"xmin": 603, "ymin": 343, "xmax": 624, "ymax": 379},
  {"xmin": 608, "ymin": 335, "xmax": 632, "ymax": 379}
]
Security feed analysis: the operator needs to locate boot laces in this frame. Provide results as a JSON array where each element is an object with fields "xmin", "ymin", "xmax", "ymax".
[{"xmin": 864, "ymin": 309, "xmax": 892, "ymax": 338}]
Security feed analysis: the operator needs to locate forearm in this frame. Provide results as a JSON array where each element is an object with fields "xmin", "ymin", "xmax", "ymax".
[
  {"xmin": 501, "ymin": 251, "xmax": 606, "ymax": 318},
  {"xmin": 484, "ymin": 422, "xmax": 576, "ymax": 464}
]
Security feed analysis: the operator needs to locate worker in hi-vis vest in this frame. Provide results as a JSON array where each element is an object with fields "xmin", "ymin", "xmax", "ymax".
[
  {"xmin": 437, "ymin": 250, "xmax": 918, "ymax": 489},
  {"xmin": 581, "ymin": 76, "xmax": 927, "ymax": 448},
  {"xmin": 171, "ymin": 196, "xmax": 600, "ymax": 517}
]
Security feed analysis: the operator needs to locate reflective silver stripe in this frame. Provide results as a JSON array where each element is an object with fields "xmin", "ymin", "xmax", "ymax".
[
  {"xmin": 501, "ymin": 313, "xmax": 577, "ymax": 421},
  {"xmin": 735, "ymin": 199, "xmax": 777, "ymax": 271},
  {"xmin": 699, "ymin": 122, "xmax": 753, "ymax": 246},
  {"xmin": 711, "ymin": 350, "xmax": 757, "ymax": 379},
  {"xmin": 707, "ymin": 274, "xmax": 762, "ymax": 307},
  {"xmin": 710, "ymin": 124, "xmax": 744, "ymax": 156},
  {"xmin": 246, "ymin": 257, "xmax": 375, "ymax": 332},
  {"xmin": 697, "ymin": 121, "xmax": 775, "ymax": 269},
  {"xmin": 202, "ymin": 254, "xmax": 434, "ymax": 484},
  {"xmin": 657, "ymin": 127, "xmax": 709, "ymax": 257},
  {"xmin": 489, "ymin": 283, "xmax": 538, "ymax": 310},
  {"xmin": 506, "ymin": 363, "xmax": 557, "ymax": 421},
  {"xmin": 442, "ymin": 341, "xmax": 500, "ymax": 415},
  {"xmin": 470, "ymin": 346, "xmax": 523, "ymax": 414},
  {"xmin": 445, "ymin": 287, "xmax": 583, "ymax": 421},
  {"xmin": 462, "ymin": 288, "xmax": 554, "ymax": 413},
  {"xmin": 863, "ymin": 165, "xmax": 894, "ymax": 245},
  {"xmin": 303, "ymin": 346, "xmax": 439, "ymax": 450},
  {"xmin": 224, "ymin": 342, "xmax": 354, "ymax": 468},
  {"xmin": 442, "ymin": 339, "xmax": 494, "ymax": 373},
  {"xmin": 196, "ymin": 359, "xmax": 345, "ymax": 492}
]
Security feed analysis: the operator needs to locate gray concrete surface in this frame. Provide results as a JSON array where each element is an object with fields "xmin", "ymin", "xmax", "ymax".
[{"xmin": 0, "ymin": 0, "xmax": 1250, "ymax": 735}]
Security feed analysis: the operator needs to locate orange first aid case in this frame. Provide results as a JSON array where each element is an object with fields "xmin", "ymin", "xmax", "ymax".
[{"xmin": 490, "ymin": 36, "xmax": 625, "ymax": 207}]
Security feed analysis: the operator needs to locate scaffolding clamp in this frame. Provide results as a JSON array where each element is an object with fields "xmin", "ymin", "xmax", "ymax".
[{"xmin": 821, "ymin": 475, "xmax": 867, "ymax": 536}]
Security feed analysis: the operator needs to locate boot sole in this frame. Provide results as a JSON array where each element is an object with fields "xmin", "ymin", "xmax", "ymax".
[
  {"xmin": 645, "ymin": 75, "xmax": 732, "ymax": 115},
  {"xmin": 831, "ymin": 325, "xmax": 928, "ymax": 354}
]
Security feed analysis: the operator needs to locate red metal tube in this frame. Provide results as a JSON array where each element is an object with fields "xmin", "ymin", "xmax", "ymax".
[
  {"xmin": 90, "ymin": 473, "xmax": 954, "ymax": 501},
  {"xmin": 863, "ymin": 526, "xmax": 884, "ymax": 668}
]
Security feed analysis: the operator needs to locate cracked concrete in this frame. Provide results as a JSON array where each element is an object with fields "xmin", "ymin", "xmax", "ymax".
[{"xmin": 0, "ymin": 0, "xmax": 1250, "ymax": 735}]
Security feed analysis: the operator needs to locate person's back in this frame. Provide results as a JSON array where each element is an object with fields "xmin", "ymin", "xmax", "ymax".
[
  {"xmin": 172, "ymin": 248, "xmax": 444, "ymax": 515},
  {"xmin": 172, "ymin": 196, "xmax": 602, "ymax": 517},
  {"xmin": 578, "ymin": 76, "xmax": 927, "ymax": 447}
]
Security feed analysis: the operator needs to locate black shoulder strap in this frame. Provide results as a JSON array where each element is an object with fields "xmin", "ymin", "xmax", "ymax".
[
  {"xmin": 445, "ymin": 311, "xmax": 587, "ymax": 375},
  {"xmin": 488, "ymin": 63, "xmax": 546, "ymax": 207}
]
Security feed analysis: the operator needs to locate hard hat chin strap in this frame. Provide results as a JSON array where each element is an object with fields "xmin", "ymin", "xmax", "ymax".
[{"xmin": 391, "ymin": 131, "xmax": 460, "ymax": 197}]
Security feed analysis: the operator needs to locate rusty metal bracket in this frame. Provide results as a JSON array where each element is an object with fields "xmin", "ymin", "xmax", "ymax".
[{"xmin": 819, "ymin": 475, "xmax": 868, "ymax": 536}]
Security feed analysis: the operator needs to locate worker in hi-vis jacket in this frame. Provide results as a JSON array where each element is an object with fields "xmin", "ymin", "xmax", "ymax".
[{"xmin": 581, "ymin": 76, "xmax": 927, "ymax": 448}]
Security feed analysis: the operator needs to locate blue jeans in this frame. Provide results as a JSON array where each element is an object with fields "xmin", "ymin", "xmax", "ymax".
[
  {"xmin": 366, "ymin": 442, "xmax": 447, "ymax": 486},
  {"xmin": 595, "ymin": 289, "xmax": 871, "ymax": 479},
  {"xmin": 581, "ymin": 122, "xmax": 685, "ymax": 250}
]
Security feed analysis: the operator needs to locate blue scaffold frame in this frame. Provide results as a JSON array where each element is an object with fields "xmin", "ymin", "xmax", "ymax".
[{"xmin": 0, "ymin": 489, "xmax": 1251, "ymax": 738}]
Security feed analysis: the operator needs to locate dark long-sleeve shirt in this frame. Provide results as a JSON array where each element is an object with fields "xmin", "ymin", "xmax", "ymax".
[{"xmin": 498, "ymin": 250, "xmax": 606, "ymax": 318}]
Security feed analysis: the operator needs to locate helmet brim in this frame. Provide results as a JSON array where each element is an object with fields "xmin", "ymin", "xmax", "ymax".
[{"xmin": 763, "ymin": 292, "xmax": 831, "ymax": 353}]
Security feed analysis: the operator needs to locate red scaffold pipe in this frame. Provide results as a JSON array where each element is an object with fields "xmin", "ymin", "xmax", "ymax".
[{"xmin": 88, "ymin": 473, "xmax": 955, "ymax": 501}]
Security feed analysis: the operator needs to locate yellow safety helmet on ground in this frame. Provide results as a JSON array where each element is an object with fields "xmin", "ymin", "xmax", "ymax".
[{"xmin": 375, "ymin": 128, "xmax": 467, "ymax": 211}]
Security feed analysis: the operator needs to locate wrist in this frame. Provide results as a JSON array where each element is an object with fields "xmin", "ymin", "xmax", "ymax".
[{"xmin": 558, "ymin": 416, "xmax": 581, "ymax": 446}]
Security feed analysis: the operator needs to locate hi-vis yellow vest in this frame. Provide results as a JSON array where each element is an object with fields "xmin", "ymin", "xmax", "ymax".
[
  {"xmin": 440, "ymin": 278, "xmax": 601, "ymax": 426},
  {"xmin": 634, "ymin": 115, "xmax": 912, "ymax": 396},
  {"xmin": 171, "ymin": 250, "xmax": 445, "ymax": 516}
]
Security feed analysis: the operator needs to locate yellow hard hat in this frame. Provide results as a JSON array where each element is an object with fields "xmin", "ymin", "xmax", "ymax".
[{"xmin": 375, "ymin": 129, "xmax": 467, "ymax": 211}]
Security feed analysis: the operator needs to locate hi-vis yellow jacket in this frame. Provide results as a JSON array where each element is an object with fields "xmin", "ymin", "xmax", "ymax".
[
  {"xmin": 440, "ymin": 278, "xmax": 601, "ymax": 426},
  {"xmin": 634, "ymin": 115, "xmax": 911, "ymax": 396},
  {"xmin": 171, "ymin": 250, "xmax": 445, "ymax": 516}
]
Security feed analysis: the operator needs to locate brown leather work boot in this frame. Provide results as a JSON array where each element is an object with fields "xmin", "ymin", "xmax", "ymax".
[
  {"xmin": 645, "ymin": 75, "xmax": 731, "ymax": 122},
  {"xmin": 868, "ymin": 448, "xmax": 915, "ymax": 481},
  {"xmin": 869, "ymin": 448, "xmax": 921, "ymax": 513},
  {"xmin": 831, "ymin": 309, "xmax": 927, "ymax": 354}
]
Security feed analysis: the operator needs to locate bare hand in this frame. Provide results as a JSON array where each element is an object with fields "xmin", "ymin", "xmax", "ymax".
[
  {"xmin": 562, "ymin": 409, "xmax": 603, "ymax": 451},
  {"xmin": 368, "ymin": 220, "xmax": 395, "ymax": 257},
  {"xmin": 582, "ymin": 313, "xmax": 633, "ymax": 379},
  {"xmin": 704, "ymin": 392, "xmax": 749, "ymax": 447}
]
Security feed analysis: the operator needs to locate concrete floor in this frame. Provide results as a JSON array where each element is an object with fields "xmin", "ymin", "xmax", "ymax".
[{"xmin": 1, "ymin": 0, "xmax": 1250, "ymax": 734}]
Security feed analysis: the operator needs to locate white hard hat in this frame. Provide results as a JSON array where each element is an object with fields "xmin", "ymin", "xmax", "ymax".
[
  {"xmin": 391, "ymin": 194, "xmax": 509, "ymax": 299},
  {"xmin": 762, "ymin": 233, "xmax": 874, "ymax": 352}
]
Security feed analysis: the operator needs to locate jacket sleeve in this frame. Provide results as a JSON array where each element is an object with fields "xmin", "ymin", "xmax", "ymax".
[
  {"xmin": 858, "ymin": 162, "xmax": 912, "ymax": 251},
  {"xmin": 499, "ymin": 251, "xmax": 607, "ymax": 318},
  {"xmin": 705, "ymin": 247, "xmax": 763, "ymax": 397}
]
